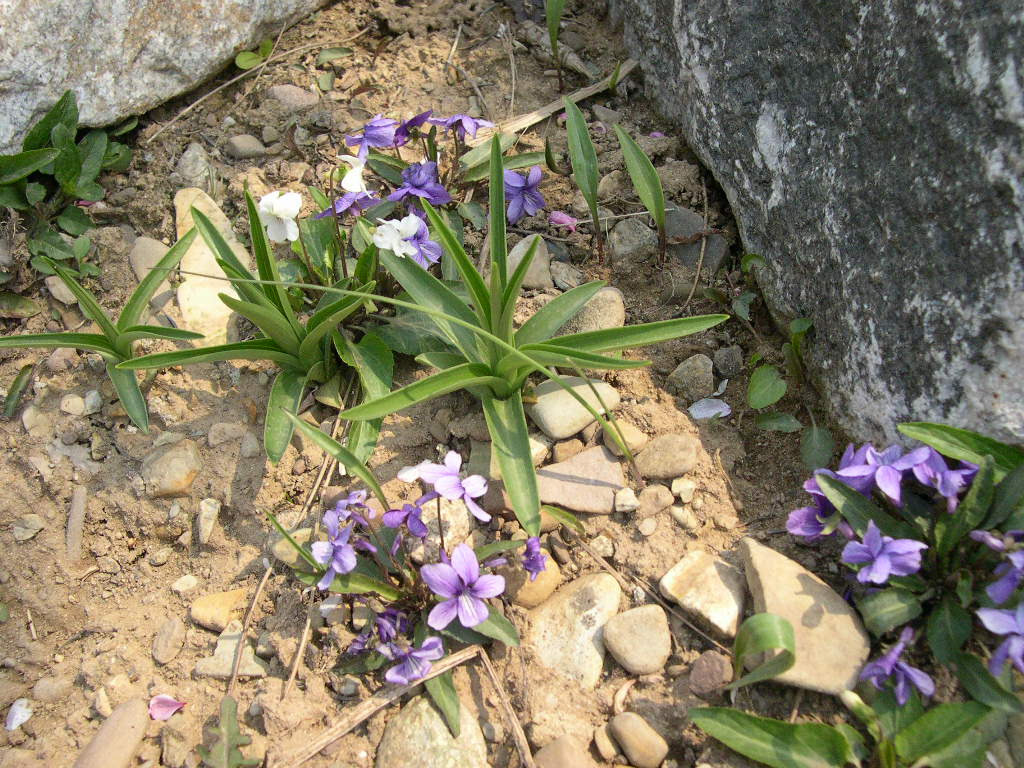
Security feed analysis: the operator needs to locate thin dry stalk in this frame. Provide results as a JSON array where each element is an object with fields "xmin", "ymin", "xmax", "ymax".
[
  {"xmin": 453, "ymin": 62, "xmax": 493, "ymax": 121},
  {"xmin": 476, "ymin": 647, "xmax": 536, "ymax": 768},
  {"xmin": 226, "ymin": 565, "xmax": 273, "ymax": 697},
  {"xmin": 282, "ymin": 609, "xmax": 313, "ymax": 700},
  {"xmin": 145, "ymin": 29, "xmax": 369, "ymax": 144},
  {"xmin": 286, "ymin": 645, "xmax": 483, "ymax": 765},
  {"xmin": 682, "ymin": 177, "xmax": 709, "ymax": 308},
  {"xmin": 466, "ymin": 60, "xmax": 637, "ymax": 146}
]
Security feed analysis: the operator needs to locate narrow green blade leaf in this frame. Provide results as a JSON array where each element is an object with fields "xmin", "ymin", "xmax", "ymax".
[
  {"xmin": 299, "ymin": 282, "xmax": 374, "ymax": 364},
  {"xmin": 244, "ymin": 189, "xmax": 301, "ymax": 336},
  {"xmin": 748, "ymin": 364, "xmax": 787, "ymax": 409},
  {"xmin": 898, "ymin": 422, "xmax": 1024, "ymax": 480},
  {"xmin": 424, "ymin": 670, "xmax": 461, "ymax": 738},
  {"xmin": 856, "ymin": 588, "xmax": 922, "ymax": 637},
  {"xmin": 873, "ymin": 690, "xmax": 925, "ymax": 741},
  {"xmin": 509, "ymin": 344, "xmax": 650, "ymax": 374},
  {"xmin": 116, "ymin": 325, "xmax": 205, "ymax": 346},
  {"xmin": 488, "ymin": 135, "xmax": 508, "ymax": 326},
  {"xmin": 500, "ymin": 234, "xmax": 540, "ymax": 326},
  {"xmin": 726, "ymin": 613, "xmax": 796, "ymax": 690},
  {"xmin": 515, "ymin": 280, "xmax": 606, "ymax": 345},
  {"xmin": 461, "ymin": 151, "xmax": 547, "ymax": 183},
  {"xmin": 341, "ymin": 331, "xmax": 394, "ymax": 464},
  {"xmin": 3, "ymin": 364, "xmax": 34, "ymax": 419},
  {"xmin": 551, "ymin": 314, "xmax": 728, "ymax": 354},
  {"xmin": 267, "ymin": 512, "xmax": 322, "ymax": 571},
  {"xmin": 422, "ymin": 200, "xmax": 491, "ymax": 326},
  {"xmin": 469, "ymin": 604, "xmax": 519, "ymax": 647},
  {"xmin": 540, "ymin": 505, "xmax": 584, "ymax": 535},
  {"xmin": 690, "ymin": 707, "xmax": 859, "ymax": 768},
  {"xmin": 416, "ymin": 351, "xmax": 469, "ymax": 370},
  {"xmin": 0, "ymin": 148, "xmax": 60, "ymax": 184},
  {"xmin": 76, "ymin": 129, "xmax": 107, "ymax": 187},
  {"xmin": 191, "ymin": 207, "xmax": 257, "ymax": 286},
  {"xmin": 474, "ymin": 539, "xmax": 527, "ymax": 561},
  {"xmin": 953, "ymin": 652, "xmax": 1023, "ymax": 713},
  {"xmin": 893, "ymin": 702, "xmax": 990, "ymax": 762},
  {"xmin": 340, "ymin": 364, "xmax": 497, "ymax": 421},
  {"xmin": 219, "ymin": 293, "xmax": 301, "ymax": 354},
  {"xmin": 0, "ymin": 331, "xmax": 116, "ymax": 355},
  {"xmin": 926, "ymin": 594, "xmax": 971, "ymax": 665},
  {"xmin": 119, "ymin": 228, "xmax": 197, "ymax": 329},
  {"xmin": 378, "ymin": 250, "xmax": 483, "ymax": 359},
  {"xmin": 564, "ymin": 99, "xmax": 600, "ymax": 231},
  {"xmin": 481, "ymin": 391, "xmax": 540, "ymax": 536},
  {"xmin": 815, "ymin": 473, "xmax": 916, "ymax": 539},
  {"xmin": 106, "ymin": 363, "xmax": 148, "ymax": 432},
  {"xmin": 614, "ymin": 124, "xmax": 666, "ymax": 232},
  {"xmin": 458, "ymin": 132, "xmax": 516, "ymax": 172},
  {"xmin": 264, "ymin": 369, "xmax": 308, "ymax": 464},
  {"xmin": 286, "ymin": 413, "xmax": 389, "ymax": 511},
  {"xmin": 117, "ymin": 339, "xmax": 300, "ymax": 369},
  {"xmin": 546, "ymin": 0, "xmax": 567, "ymax": 57},
  {"xmin": 47, "ymin": 261, "xmax": 119, "ymax": 343}
]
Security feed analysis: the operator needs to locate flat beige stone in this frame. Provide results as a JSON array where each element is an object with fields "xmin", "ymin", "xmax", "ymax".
[
  {"xmin": 537, "ymin": 446, "xmax": 625, "ymax": 515},
  {"xmin": 739, "ymin": 537, "xmax": 870, "ymax": 694},
  {"xmin": 659, "ymin": 551, "xmax": 745, "ymax": 637}
]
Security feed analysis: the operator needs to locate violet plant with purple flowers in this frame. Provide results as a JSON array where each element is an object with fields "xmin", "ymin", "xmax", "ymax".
[
  {"xmin": 788, "ymin": 421, "xmax": 1024, "ymax": 714},
  {"xmin": 268, "ymin": 421, "xmax": 541, "ymax": 737}
]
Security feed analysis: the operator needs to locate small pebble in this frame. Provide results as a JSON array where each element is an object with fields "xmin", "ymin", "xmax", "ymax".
[
  {"xmin": 590, "ymin": 534, "xmax": 614, "ymax": 559},
  {"xmin": 688, "ymin": 650, "xmax": 733, "ymax": 698},
  {"xmin": 637, "ymin": 517, "xmax": 658, "ymax": 537},
  {"xmin": 60, "ymin": 394, "xmax": 86, "ymax": 416},
  {"xmin": 671, "ymin": 477, "xmax": 697, "ymax": 503},
  {"xmin": 609, "ymin": 712, "xmax": 669, "ymax": 768},
  {"xmin": 225, "ymin": 134, "xmax": 266, "ymax": 159},
  {"xmin": 82, "ymin": 390, "xmax": 102, "ymax": 415},
  {"xmin": 171, "ymin": 574, "xmax": 198, "ymax": 595},
  {"xmin": 149, "ymin": 547, "xmax": 172, "ymax": 566},
  {"xmin": 670, "ymin": 505, "xmax": 700, "ymax": 531},
  {"xmin": 614, "ymin": 487, "xmax": 639, "ymax": 512},
  {"xmin": 196, "ymin": 498, "xmax": 221, "ymax": 544}
]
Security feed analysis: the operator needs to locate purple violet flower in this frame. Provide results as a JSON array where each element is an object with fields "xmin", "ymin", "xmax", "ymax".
[
  {"xmin": 375, "ymin": 608, "xmax": 409, "ymax": 644},
  {"xmin": 388, "ymin": 161, "xmax": 452, "ymax": 207},
  {"xmin": 331, "ymin": 489, "xmax": 373, "ymax": 526},
  {"xmin": 649, "ymin": 131, "xmax": 666, "ymax": 137},
  {"xmin": 860, "ymin": 626, "xmax": 935, "ymax": 705},
  {"xmin": 978, "ymin": 603, "xmax": 1024, "ymax": 676},
  {"xmin": 310, "ymin": 521, "xmax": 357, "ymax": 591},
  {"xmin": 394, "ymin": 110, "xmax": 433, "ymax": 146},
  {"xmin": 804, "ymin": 443, "xmax": 875, "ymax": 498},
  {"xmin": 911, "ymin": 447, "xmax": 978, "ymax": 512},
  {"xmin": 841, "ymin": 521, "xmax": 927, "ymax": 584},
  {"xmin": 864, "ymin": 445, "xmax": 932, "ymax": 506},
  {"xmin": 421, "ymin": 543, "xmax": 505, "ymax": 629},
  {"xmin": 398, "ymin": 451, "xmax": 490, "ymax": 522},
  {"xmin": 988, "ymin": 551, "xmax": 1024, "ymax": 605},
  {"xmin": 345, "ymin": 114, "xmax": 399, "ymax": 159},
  {"xmin": 383, "ymin": 502, "xmax": 429, "ymax": 538},
  {"xmin": 429, "ymin": 113, "xmax": 494, "ymax": 142},
  {"xmin": 786, "ymin": 498, "xmax": 853, "ymax": 542},
  {"xmin": 549, "ymin": 211, "xmax": 578, "ymax": 232},
  {"xmin": 522, "ymin": 537, "xmax": 547, "ymax": 582},
  {"xmin": 407, "ymin": 217, "xmax": 443, "ymax": 267},
  {"xmin": 314, "ymin": 191, "xmax": 381, "ymax": 219},
  {"xmin": 379, "ymin": 636, "xmax": 445, "ymax": 685},
  {"xmin": 504, "ymin": 166, "xmax": 545, "ymax": 224}
]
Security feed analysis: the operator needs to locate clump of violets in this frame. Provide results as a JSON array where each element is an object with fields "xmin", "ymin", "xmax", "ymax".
[
  {"xmin": 787, "ymin": 432, "xmax": 1024, "ymax": 710},
  {"xmin": 387, "ymin": 161, "xmax": 452, "ymax": 208}
]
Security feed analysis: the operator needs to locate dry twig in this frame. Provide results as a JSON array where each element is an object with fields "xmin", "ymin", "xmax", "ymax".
[
  {"xmin": 682, "ymin": 177, "xmax": 709, "ymax": 308},
  {"xmin": 226, "ymin": 565, "xmax": 273, "ymax": 697},
  {"xmin": 477, "ymin": 647, "xmax": 536, "ymax": 768}
]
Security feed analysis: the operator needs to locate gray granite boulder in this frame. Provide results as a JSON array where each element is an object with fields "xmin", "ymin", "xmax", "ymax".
[
  {"xmin": 611, "ymin": 0, "xmax": 1024, "ymax": 445},
  {"xmin": 0, "ymin": 0, "xmax": 329, "ymax": 152}
]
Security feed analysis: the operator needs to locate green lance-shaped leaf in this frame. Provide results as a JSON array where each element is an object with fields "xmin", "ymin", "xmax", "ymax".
[
  {"xmin": 106, "ymin": 363, "xmax": 149, "ymax": 432},
  {"xmin": 118, "ymin": 228, "xmax": 198, "ymax": 330},
  {"xmin": 926, "ymin": 594, "xmax": 971, "ymax": 665},
  {"xmin": 935, "ymin": 455, "xmax": 994, "ymax": 559},
  {"xmin": 564, "ymin": 99, "xmax": 600, "ymax": 236},
  {"xmin": 422, "ymin": 200, "xmax": 491, "ymax": 326},
  {"xmin": 690, "ymin": 707, "xmax": 861, "ymax": 768},
  {"xmin": 243, "ymin": 189, "xmax": 302, "ymax": 336},
  {"xmin": 986, "ymin": 461, "xmax": 1024, "ymax": 529},
  {"xmin": 551, "ymin": 314, "xmax": 728, "ymax": 355},
  {"xmin": 614, "ymin": 124, "xmax": 666, "ymax": 235},
  {"xmin": 856, "ymin": 588, "xmax": 922, "ymax": 637},
  {"xmin": 726, "ymin": 613, "xmax": 796, "ymax": 690},
  {"xmin": 481, "ymin": 391, "xmax": 540, "ymax": 536},
  {"xmin": 801, "ymin": 425, "xmax": 835, "ymax": 471},
  {"xmin": 0, "ymin": 148, "xmax": 60, "ymax": 184},
  {"xmin": 898, "ymin": 422, "xmax": 1024, "ymax": 481},
  {"xmin": 815, "ymin": 473, "xmax": 917, "ymax": 539},
  {"xmin": 118, "ymin": 338, "xmax": 301, "ymax": 370},
  {"xmin": 892, "ymin": 701, "xmax": 990, "ymax": 763},
  {"xmin": 264, "ymin": 369, "xmax": 312, "ymax": 464},
  {"xmin": 3, "ymin": 364, "xmax": 34, "ymax": 419},
  {"xmin": 515, "ymin": 280, "xmax": 606, "ymax": 345},
  {"xmin": 22, "ymin": 90, "xmax": 78, "ymax": 152},
  {"xmin": 0, "ymin": 331, "xmax": 117, "ymax": 356},
  {"xmin": 487, "ymin": 135, "xmax": 509, "ymax": 332},
  {"xmin": 218, "ymin": 293, "xmax": 302, "ymax": 354},
  {"xmin": 952, "ymin": 652, "xmax": 1024, "ymax": 713},
  {"xmin": 468, "ymin": 604, "xmax": 520, "ymax": 647}
]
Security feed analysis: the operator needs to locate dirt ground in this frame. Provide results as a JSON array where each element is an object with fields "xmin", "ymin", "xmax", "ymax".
[{"xmin": 0, "ymin": 1, "xmax": 845, "ymax": 766}]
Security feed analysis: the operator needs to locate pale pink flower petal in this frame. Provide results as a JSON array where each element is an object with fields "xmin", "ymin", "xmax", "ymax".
[{"xmin": 148, "ymin": 694, "xmax": 186, "ymax": 721}]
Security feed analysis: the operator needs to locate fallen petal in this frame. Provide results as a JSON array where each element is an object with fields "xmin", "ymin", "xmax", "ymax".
[
  {"xmin": 5, "ymin": 699, "xmax": 31, "ymax": 730},
  {"xmin": 688, "ymin": 398, "xmax": 732, "ymax": 420},
  {"xmin": 713, "ymin": 379, "xmax": 729, "ymax": 396},
  {"xmin": 148, "ymin": 694, "xmax": 186, "ymax": 721}
]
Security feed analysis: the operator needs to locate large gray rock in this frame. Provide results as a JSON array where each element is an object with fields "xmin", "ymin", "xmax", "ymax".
[
  {"xmin": 611, "ymin": 0, "xmax": 1024, "ymax": 445},
  {"xmin": 0, "ymin": 0, "xmax": 329, "ymax": 153}
]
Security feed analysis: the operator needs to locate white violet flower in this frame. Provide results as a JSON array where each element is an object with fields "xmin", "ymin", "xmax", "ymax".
[
  {"xmin": 339, "ymin": 154, "xmax": 369, "ymax": 194},
  {"xmin": 372, "ymin": 214, "xmax": 422, "ymax": 258},
  {"xmin": 257, "ymin": 190, "xmax": 302, "ymax": 243}
]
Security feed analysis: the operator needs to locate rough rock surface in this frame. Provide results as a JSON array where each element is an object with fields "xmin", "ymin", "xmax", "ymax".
[
  {"xmin": 375, "ymin": 695, "xmax": 488, "ymax": 768},
  {"xmin": 527, "ymin": 574, "xmax": 621, "ymax": 688},
  {"xmin": 0, "ymin": 0, "xmax": 330, "ymax": 152},
  {"xmin": 739, "ymin": 537, "xmax": 869, "ymax": 694},
  {"xmin": 611, "ymin": 0, "xmax": 1024, "ymax": 444}
]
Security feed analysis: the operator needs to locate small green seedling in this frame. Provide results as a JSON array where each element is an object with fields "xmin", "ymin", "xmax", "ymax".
[
  {"xmin": 234, "ymin": 39, "xmax": 273, "ymax": 70},
  {"xmin": 546, "ymin": 0, "xmax": 568, "ymax": 92},
  {"xmin": 614, "ymin": 124, "xmax": 667, "ymax": 264},
  {"xmin": 563, "ymin": 99, "xmax": 603, "ymax": 260}
]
